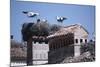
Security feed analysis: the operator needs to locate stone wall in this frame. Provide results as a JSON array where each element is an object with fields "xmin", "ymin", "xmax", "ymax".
[
  {"xmin": 48, "ymin": 45, "xmax": 74, "ymax": 64},
  {"xmin": 32, "ymin": 42, "xmax": 49, "ymax": 65}
]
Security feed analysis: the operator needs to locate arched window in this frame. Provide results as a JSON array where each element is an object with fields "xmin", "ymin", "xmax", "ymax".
[
  {"xmin": 85, "ymin": 39, "xmax": 87, "ymax": 43},
  {"xmin": 80, "ymin": 39, "xmax": 83, "ymax": 43},
  {"xmin": 40, "ymin": 53, "xmax": 42, "ymax": 59},
  {"xmin": 75, "ymin": 39, "xmax": 78, "ymax": 43},
  {"xmin": 35, "ymin": 54, "xmax": 37, "ymax": 59}
]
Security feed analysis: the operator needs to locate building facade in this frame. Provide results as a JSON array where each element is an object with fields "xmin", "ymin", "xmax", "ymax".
[
  {"xmin": 32, "ymin": 42, "xmax": 49, "ymax": 65},
  {"xmin": 31, "ymin": 36, "xmax": 49, "ymax": 65},
  {"xmin": 47, "ymin": 24, "xmax": 88, "ymax": 63}
]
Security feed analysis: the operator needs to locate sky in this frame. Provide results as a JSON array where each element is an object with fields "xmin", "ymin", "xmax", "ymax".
[{"xmin": 11, "ymin": 0, "xmax": 95, "ymax": 42}]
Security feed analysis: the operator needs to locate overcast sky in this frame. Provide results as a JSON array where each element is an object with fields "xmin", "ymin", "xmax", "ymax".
[{"xmin": 11, "ymin": 0, "xmax": 95, "ymax": 42}]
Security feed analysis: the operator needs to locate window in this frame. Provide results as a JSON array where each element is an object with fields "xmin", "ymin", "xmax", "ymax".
[
  {"xmin": 80, "ymin": 39, "xmax": 83, "ymax": 43},
  {"xmin": 85, "ymin": 39, "xmax": 87, "ymax": 43},
  {"xmin": 40, "ymin": 54, "xmax": 42, "ymax": 59},
  {"xmin": 75, "ymin": 39, "xmax": 78, "ymax": 43}
]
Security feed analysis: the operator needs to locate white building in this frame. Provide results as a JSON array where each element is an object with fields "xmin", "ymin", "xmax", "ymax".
[
  {"xmin": 32, "ymin": 42, "xmax": 49, "ymax": 65},
  {"xmin": 63, "ymin": 24, "xmax": 89, "ymax": 56},
  {"xmin": 48, "ymin": 24, "xmax": 89, "ymax": 57}
]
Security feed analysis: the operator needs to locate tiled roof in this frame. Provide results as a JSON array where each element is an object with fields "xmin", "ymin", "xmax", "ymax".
[{"xmin": 47, "ymin": 24, "xmax": 88, "ymax": 38}]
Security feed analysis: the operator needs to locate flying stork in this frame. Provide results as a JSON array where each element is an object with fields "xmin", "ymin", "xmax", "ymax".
[
  {"xmin": 22, "ymin": 11, "xmax": 39, "ymax": 17},
  {"xmin": 56, "ymin": 16, "xmax": 67, "ymax": 23}
]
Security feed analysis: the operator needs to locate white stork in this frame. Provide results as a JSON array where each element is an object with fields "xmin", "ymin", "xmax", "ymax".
[
  {"xmin": 22, "ymin": 11, "xmax": 39, "ymax": 17},
  {"xmin": 56, "ymin": 16, "xmax": 67, "ymax": 23}
]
